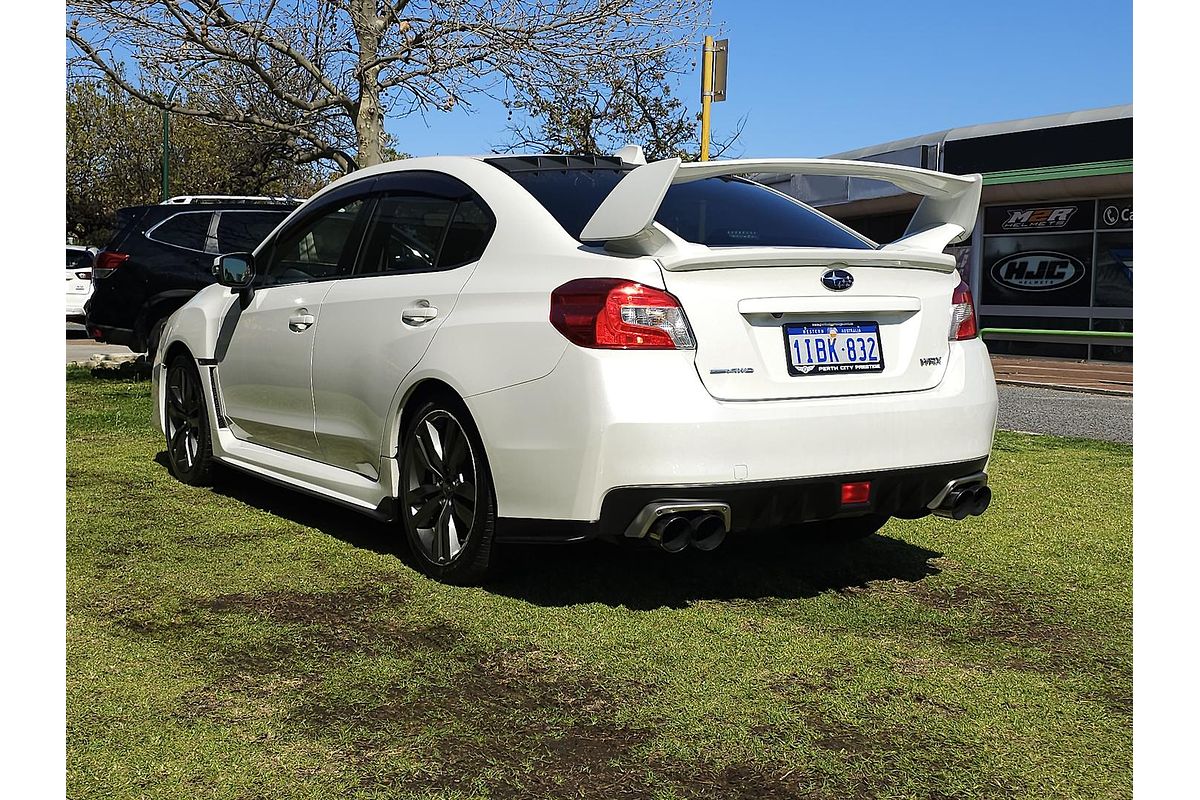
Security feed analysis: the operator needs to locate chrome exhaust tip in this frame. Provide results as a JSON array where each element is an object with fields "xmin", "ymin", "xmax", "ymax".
[
  {"xmin": 623, "ymin": 500, "xmax": 732, "ymax": 542},
  {"xmin": 970, "ymin": 485, "xmax": 992, "ymax": 516},
  {"xmin": 943, "ymin": 488, "xmax": 974, "ymax": 521},
  {"xmin": 648, "ymin": 515, "xmax": 693, "ymax": 554},
  {"xmin": 690, "ymin": 513, "xmax": 728, "ymax": 552},
  {"xmin": 929, "ymin": 473, "xmax": 991, "ymax": 520}
]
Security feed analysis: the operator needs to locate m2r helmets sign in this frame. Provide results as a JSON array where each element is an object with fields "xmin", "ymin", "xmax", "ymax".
[
  {"xmin": 984, "ymin": 201, "xmax": 1096, "ymax": 234},
  {"xmin": 1002, "ymin": 206, "xmax": 1077, "ymax": 230},
  {"xmin": 990, "ymin": 251, "xmax": 1087, "ymax": 292}
]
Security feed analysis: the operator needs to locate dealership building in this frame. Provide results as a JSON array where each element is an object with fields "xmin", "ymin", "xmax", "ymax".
[{"xmin": 759, "ymin": 105, "xmax": 1132, "ymax": 361}]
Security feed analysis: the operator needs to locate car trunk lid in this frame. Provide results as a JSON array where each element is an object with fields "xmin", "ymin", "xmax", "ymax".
[{"xmin": 658, "ymin": 247, "xmax": 959, "ymax": 401}]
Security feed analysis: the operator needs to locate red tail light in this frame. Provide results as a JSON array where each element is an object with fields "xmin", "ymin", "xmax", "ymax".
[
  {"xmin": 74, "ymin": 270, "xmax": 92, "ymax": 281},
  {"xmin": 550, "ymin": 278, "xmax": 695, "ymax": 350},
  {"xmin": 949, "ymin": 279, "xmax": 978, "ymax": 341},
  {"xmin": 93, "ymin": 251, "xmax": 128, "ymax": 279},
  {"xmin": 841, "ymin": 481, "xmax": 871, "ymax": 506}
]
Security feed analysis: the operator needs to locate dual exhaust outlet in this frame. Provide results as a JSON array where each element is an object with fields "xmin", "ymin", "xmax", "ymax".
[
  {"xmin": 625, "ymin": 473, "xmax": 991, "ymax": 552},
  {"xmin": 624, "ymin": 501, "xmax": 732, "ymax": 553},
  {"xmin": 929, "ymin": 474, "xmax": 992, "ymax": 520}
]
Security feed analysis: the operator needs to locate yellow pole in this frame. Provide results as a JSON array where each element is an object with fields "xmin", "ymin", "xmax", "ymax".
[{"xmin": 700, "ymin": 34, "xmax": 714, "ymax": 161}]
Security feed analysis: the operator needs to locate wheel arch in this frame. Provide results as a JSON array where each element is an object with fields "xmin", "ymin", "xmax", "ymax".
[
  {"xmin": 386, "ymin": 374, "xmax": 501, "ymax": 517},
  {"xmin": 387, "ymin": 376, "xmax": 468, "ymax": 460},
  {"xmin": 157, "ymin": 285, "xmax": 238, "ymax": 362},
  {"xmin": 137, "ymin": 289, "xmax": 200, "ymax": 344},
  {"xmin": 162, "ymin": 339, "xmax": 195, "ymax": 369}
]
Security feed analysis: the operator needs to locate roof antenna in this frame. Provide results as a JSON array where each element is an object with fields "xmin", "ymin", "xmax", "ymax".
[{"xmin": 615, "ymin": 145, "xmax": 647, "ymax": 165}]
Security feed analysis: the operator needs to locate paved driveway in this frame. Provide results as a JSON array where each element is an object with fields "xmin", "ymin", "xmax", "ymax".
[
  {"xmin": 67, "ymin": 327, "xmax": 132, "ymax": 363},
  {"xmin": 997, "ymin": 384, "xmax": 1132, "ymax": 444}
]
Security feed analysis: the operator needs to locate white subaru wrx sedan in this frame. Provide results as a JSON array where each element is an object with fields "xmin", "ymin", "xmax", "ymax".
[{"xmin": 152, "ymin": 149, "xmax": 998, "ymax": 583}]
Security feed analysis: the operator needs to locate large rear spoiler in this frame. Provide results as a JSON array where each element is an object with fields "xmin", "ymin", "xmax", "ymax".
[{"xmin": 578, "ymin": 157, "xmax": 983, "ymax": 254}]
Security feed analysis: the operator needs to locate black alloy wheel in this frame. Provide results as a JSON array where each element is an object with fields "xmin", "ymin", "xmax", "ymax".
[
  {"xmin": 400, "ymin": 399, "xmax": 495, "ymax": 584},
  {"xmin": 164, "ymin": 354, "xmax": 214, "ymax": 485}
]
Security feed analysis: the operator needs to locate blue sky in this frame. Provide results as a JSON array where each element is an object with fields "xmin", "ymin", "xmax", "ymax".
[{"xmin": 388, "ymin": 0, "xmax": 1132, "ymax": 158}]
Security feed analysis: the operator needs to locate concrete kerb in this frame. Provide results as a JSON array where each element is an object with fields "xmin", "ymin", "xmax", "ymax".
[{"xmin": 68, "ymin": 353, "xmax": 153, "ymax": 381}]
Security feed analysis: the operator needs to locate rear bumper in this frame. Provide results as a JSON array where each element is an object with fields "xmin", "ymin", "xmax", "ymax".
[
  {"xmin": 84, "ymin": 323, "xmax": 136, "ymax": 348},
  {"xmin": 467, "ymin": 337, "xmax": 999, "ymax": 525},
  {"xmin": 495, "ymin": 456, "xmax": 989, "ymax": 542}
]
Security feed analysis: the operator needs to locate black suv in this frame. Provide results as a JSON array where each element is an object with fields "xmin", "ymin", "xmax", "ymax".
[{"xmin": 86, "ymin": 197, "xmax": 300, "ymax": 353}]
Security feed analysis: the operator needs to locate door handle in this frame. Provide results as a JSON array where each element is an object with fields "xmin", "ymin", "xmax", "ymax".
[
  {"xmin": 289, "ymin": 309, "xmax": 316, "ymax": 332},
  {"xmin": 402, "ymin": 303, "xmax": 439, "ymax": 325}
]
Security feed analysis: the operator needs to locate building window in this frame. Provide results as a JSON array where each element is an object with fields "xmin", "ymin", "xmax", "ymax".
[{"xmin": 976, "ymin": 197, "xmax": 1131, "ymax": 362}]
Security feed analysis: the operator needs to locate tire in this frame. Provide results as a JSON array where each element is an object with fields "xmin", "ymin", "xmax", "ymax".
[
  {"xmin": 146, "ymin": 317, "xmax": 167, "ymax": 361},
  {"xmin": 164, "ymin": 354, "xmax": 214, "ymax": 486},
  {"xmin": 822, "ymin": 513, "xmax": 890, "ymax": 541},
  {"xmin": 398, "ymin": 396, "xmax": 496, "ymax": 585}
]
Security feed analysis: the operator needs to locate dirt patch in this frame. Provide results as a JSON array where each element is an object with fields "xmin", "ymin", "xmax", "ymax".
[
  {"xmin": 184, "ymin": 642, "xmax": 662, "ymax": 799},
  {"xmin": 98, "ymin": 539, "xmax": 155, "ymax": 557},
  {"xmin": 92, "ymin": 537, "xmax": 159, "ymax": 571},
  {"xmin": 767, "ymin": 666, "xmax": 842, "ymax": 698},
  {"xmin": 846, "ymin": 579, "xmax": 1078, "ymax": 653},
  {"xmin": 169, "ymin": 586, "xmax": 949, "ymax": 798},
  {"xmin": 804, "ymin": 714, "xmax": 872, "ymax": 754},
  {"xmin": 664, "ymin": 763, "xmax": 850, "ymax": 800},
  {"xmin": 1086, "ymin": 686, "xmax": 1133, "ymax": 717},
  {"xmin": 176, "ymin": 527, "xmax": 287, "ymax": 549},
  {"xmin": 197, "ymin": 585, "xmax": 459, "ymax": 658},
  {"xmin": 202, "ymin": 585, "xmax": 409, "ymax": 625},
  {"xmin": 109, "ymin": 584, "xmax": 416, "ymax": 642}
]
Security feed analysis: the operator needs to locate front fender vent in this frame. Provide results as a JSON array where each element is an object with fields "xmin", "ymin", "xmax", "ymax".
[{"xmin": 208, "ymin": 366, "xmax": 229, "ymax": 428}]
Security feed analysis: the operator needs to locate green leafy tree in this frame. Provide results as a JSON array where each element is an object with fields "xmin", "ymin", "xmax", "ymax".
[{"xmin": 67, "ymin": 78, "xmax": 328, "ymax": 243}]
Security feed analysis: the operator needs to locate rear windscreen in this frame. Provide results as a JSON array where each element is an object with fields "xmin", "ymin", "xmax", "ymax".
[
  {"xmin": 66, "ymin": 249, "xmax": 92, "ymax": 268},
  {"xmin": 505, "ymin": 169, "xmax": 874, "ymax": 249},
  {"xmin": 103, "ymin": 206, "xmax": 153, "ymax": 251}
]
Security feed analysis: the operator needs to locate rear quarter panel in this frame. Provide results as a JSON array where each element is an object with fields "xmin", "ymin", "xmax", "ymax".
[{"xmin": 379, "ymin": 158, "xmax": 668, "ymax": 456}]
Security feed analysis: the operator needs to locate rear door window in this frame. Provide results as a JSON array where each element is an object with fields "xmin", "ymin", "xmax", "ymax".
[
  {"xmin": 216, "ymin": 211, "xmax": 290, "ymax": 253},
  {"xmin": 355, "ymin": 171, "xmax": 495, "ymax": 275},
  {"xmin": 359, "ymin": 196, "xmax": 457, "ymax": 274},
  {"xmin": 438, "ymin": 201, "xmax": 494, "ymax": 268},
  {"xmin": 146, "ymin": 211, "xmax": 213, "ymax": 251}
]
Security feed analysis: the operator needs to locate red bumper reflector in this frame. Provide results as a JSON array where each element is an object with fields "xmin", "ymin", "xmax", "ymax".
[{"xmin": 841, "ymin": 481, "xmax": 871, "ymax": 505}]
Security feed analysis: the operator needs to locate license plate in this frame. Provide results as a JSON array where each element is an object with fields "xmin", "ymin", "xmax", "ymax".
[{"xmin": 784, "ymin": 321, "xmax": 884, "ymax": 376}]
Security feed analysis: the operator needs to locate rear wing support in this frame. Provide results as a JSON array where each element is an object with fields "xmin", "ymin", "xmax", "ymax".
[{"xmin": 578, "ymin": 157, "xmax": 982, "ymax": 254}]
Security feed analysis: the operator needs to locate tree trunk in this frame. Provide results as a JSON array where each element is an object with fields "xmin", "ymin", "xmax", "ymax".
[{"xmin": 350, "ymin": 0, "xmax": 385, "ymax": 168}]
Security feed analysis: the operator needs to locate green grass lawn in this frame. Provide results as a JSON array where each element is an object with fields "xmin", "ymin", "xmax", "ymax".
[{"xmin": 66, "ymin": 369, "xmax": 1131, "ymax": 800}]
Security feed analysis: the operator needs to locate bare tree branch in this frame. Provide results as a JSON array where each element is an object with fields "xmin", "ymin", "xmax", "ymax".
[
  {"xmin": 67, "ymin": 1, "xmax": 710, "ymax": 169},
  {"xmin": 498, "ymin": 39, "xmax": 742, "ymax": 161}
]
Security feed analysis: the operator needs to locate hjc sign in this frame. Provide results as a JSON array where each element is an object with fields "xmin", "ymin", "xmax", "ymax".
[{"xmin": 990, "ymin": 251, "xmax": 1086, "ymax": 291}]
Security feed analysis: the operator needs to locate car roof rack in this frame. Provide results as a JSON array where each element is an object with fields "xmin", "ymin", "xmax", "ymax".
[{"xmin": 160, "ymin": 195, "xmax": 303, "ymax": 205}]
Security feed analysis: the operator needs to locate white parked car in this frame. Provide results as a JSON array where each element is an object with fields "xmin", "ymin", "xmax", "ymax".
[
  {"xmin": 65, "ymin": 244, "xmax": 95, "ymax": 322},
  {"xmin": 153, "ymin": 149, "xmax": 998, "ymax": 583}
]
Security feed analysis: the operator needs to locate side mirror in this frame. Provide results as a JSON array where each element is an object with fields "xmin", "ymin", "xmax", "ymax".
[{"xmin": 214, "ymin": 253, "xmax": 255, "ymax": 290}]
